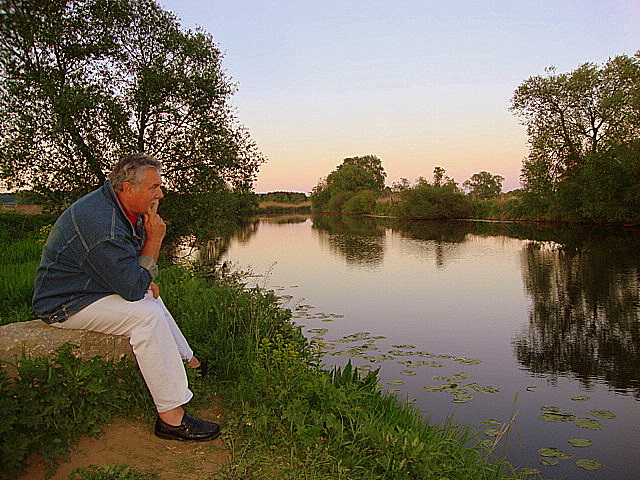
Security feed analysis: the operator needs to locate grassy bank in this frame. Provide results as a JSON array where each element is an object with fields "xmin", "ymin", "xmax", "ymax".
[{"xmin": 0, "ymin": 213, "xmax": 534, "ymax": 480}]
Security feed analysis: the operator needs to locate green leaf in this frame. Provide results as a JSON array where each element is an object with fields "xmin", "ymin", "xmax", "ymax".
[
  {"xmin": 589, "ymin": 409, "xmax": 615, "ymax": 419},
  {"xmin": 571, "ymin": 395, "xmax": 591, "ymax": 401},
  {"xmin": 452, "ymin": 393, "xmax": 473, "ymax": 403},
  {"xmin": 538, "ymin": 447, "xmax": 572, "ymax": 458},
  {"xmin": 539, "ymin": 457, "xmax": 559, "ymax": 466},
  {"xmin": 576, "ymin": 458, "xmax": 603, "ymax": 470},
  {"xmin": 573, "ymin": 417, "xmax": 602, "ymax": 430},
  {"xmin": 520, "ymin": 468, "xmax": 540, "ymax": 475},
  {"xmin": 568, "ymin": 438, "xmax": 593, "ymax": 448}
]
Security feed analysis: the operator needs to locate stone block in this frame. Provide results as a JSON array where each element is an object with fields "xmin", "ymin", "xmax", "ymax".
[{"xmin": 0, "ymin": 320, "xmax": 134, "ymax": 378}]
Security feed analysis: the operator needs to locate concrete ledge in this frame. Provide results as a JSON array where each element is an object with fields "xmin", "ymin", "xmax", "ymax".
[{"xmin": 0, "ymin": 320, "xmax": 134, "ymax": 378}]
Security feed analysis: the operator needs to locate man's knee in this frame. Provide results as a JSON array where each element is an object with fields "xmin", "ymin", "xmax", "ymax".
[{"xmin": 129, "ymin": 300, "xmax": 167, "ymax": 331}]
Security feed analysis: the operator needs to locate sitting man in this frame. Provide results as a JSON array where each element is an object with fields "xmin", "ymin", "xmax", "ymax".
[{"xmin": 33, "ymin": 153, "xmax": 220, "ymax": 441}]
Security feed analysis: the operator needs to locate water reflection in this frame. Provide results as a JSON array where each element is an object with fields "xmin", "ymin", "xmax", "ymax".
[
  {"xmin": 169, "ymin": 219, "xmax": 260, "ymax": 266},
  {"xmin": 386, "ymin": 219, "xmax": 469, "ymax": 268},
  {"xmin": 515, "ymin": 236, "xmax": 640, "ymax": 397},
  {"xmin": 311, "ymin": 215, "xmax": 386, "ymax": 266},
  {"xmin": 183, "ymin": 214, "xmax": 640, "ymax": 398}
]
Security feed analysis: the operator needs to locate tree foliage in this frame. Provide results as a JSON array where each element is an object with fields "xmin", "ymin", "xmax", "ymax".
[
  {"xmin": 463, "ymin": 171, "xmax": 504, "ymax": 199},
  {"xmin": 0, "ymin": 0, "xmax": 264, "ymax": 204},
  {"xmin": 511, "ymin": 53, "xmax": 640, "ymax": 222},
  {"xmin": 311, "ymin": 155, "xmax": 386, "ymax": 212},
  {"xmin": 390, "ymin": 170, "xmax": 471, "ymax": 220}
]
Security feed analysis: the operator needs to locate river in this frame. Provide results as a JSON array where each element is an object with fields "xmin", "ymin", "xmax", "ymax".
[{"xmin": 195, "ymin": 214, "xmax": 639, "ymax": 479}]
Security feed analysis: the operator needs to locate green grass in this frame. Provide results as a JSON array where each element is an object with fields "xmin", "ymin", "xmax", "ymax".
[{"xmin": 0, "ymin": 217, "xmax": 537, "ymax": 480}]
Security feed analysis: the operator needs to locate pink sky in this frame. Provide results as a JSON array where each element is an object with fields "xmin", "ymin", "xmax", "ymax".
[{"xmin": 159, "ymin": 0, "xmax": 640, "ymax": 194}]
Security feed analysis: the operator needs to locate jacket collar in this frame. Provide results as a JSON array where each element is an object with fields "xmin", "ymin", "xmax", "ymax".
[{"xmin": 103, "ymin": 180, "xmax": 143, "ymax": 238}]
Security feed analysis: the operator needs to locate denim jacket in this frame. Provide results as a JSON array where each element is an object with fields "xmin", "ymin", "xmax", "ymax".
[{"xmin": 33, "ymin": 180, "xmax": 159, "ymax": 323}]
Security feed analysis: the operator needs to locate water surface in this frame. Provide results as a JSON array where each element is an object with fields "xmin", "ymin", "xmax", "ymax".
[{"xmin": 209, "ymin": 215, "xmax": 640, "ymax": 479}]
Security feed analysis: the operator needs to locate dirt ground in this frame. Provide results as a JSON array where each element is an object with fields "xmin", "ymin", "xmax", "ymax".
[{"xmin": 19, "ymin": 407, "xmax": 229, "ymax": 480}]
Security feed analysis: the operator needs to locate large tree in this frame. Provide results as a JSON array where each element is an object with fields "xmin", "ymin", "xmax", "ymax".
[
  {"xmin": 463, "ymin": 171, "xmax": 504, "ymax": 199},
  {"xmin": 336, "ymin": 155, "xmax": 386, "ymax": 192},
  {"xmin": 0, "ymin": 0, "xmax": 264, "ymax": 202},
  {"xmin": 510, "ymin": 53, "xmax": 640, "ymax": 220},
  {"xmin": 310, "ymin": 155, "xmax": 387, "ymax": 212}
]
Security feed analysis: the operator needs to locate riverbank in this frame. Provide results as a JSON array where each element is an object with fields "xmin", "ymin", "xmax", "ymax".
[{"xmin": 1, "ymin": 213, "xmax": 534, "ymax": 480}]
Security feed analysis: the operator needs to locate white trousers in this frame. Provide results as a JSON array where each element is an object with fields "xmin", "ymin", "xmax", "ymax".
[{"xmin": 52, "ymin": 291, "xmax": 194, "ymax": 413}]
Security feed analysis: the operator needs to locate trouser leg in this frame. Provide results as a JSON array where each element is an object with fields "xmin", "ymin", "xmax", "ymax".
[
  {"xmin": 53, "ymin": 293, "xmax": 194, "ymax": 413},
  {"xmin": 152, "ymin": 296, "xmax": 194, "ymax": 361}
]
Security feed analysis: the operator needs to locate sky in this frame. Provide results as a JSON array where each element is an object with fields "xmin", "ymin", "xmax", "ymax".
[{"xmin": 158, "ymin": 0, "xmax": 639, "ymax": 194}]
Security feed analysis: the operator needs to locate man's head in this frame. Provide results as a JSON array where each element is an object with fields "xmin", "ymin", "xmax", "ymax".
[{"xmin": 110, "ymin": 153, "xmax": 164, "ymax": 215}]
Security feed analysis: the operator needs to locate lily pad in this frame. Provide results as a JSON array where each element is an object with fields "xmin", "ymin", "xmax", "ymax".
[
  {"xmin": 576, "ymin": 458, "xmax": 603, "ymax": 470},
  {"xmin": 424, "ymin": 361, "xmax": 446, "ymax": 368},
  {"xmin": 388, "ymin": 350, "xmax": 414, "ymax": 357},
  {"xmin": 538, "ymin": 447, "xmax": 572, "ymax": 458},
  {"xmin": 589, "ymin": 409, "xmax": 615, "ymax": 419},
  {"xmin": 573, "ymin": 417, "xmax": 602, "ymax": 430},
  {"xmin": 568, "ymin": 438, "xmax": 592, "ymax": 448},
  {"xmin": 526, "ymin": 386, "xmax": 537, "ymax": 392},
  {"xmin": 392, "ymin": 344, "xmax": 416, "ymax": 349},
  {"xmin": 307, "ymin": 328, "xmax": 328, "ymax": 335},
  {"xmin": 452, "ymin": 393, "xmax": 473, "ymax": 403},
  {"xmin": 387, "ymin": 380, "xmax": 404, "ymax": 385},
  {"xmin": 520, "ymin": 468, "xmax": 540, "ymax": 475},
  {"xmin": 467, "ymin": 383, "xmax": 500, "ymax": 394},
  {"xmin": 424, "ymin": 386, "xmax": 442, "ymax": 392},
  {"xmin": 539, "ymin": 457, "xmax": 559, "ymax": 466},
  {"xmin": 571, "ymin": 395, "xmax": 591, "ymax": 401},
  {"xmin": 400, "ymin": 370, "xmax": 417, "ymax": 376},
  {"xmin": 454, "ymin": 357, "xmax": 482, "ymax": 365},
  {"xmin": 540, "ymin": 406, "xmax": 575, "ymax": 422}
]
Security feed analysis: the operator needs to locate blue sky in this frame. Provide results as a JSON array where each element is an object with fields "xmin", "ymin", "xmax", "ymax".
[{"xmin": 159, "ymin": 0, "xmax": 639, "ymax": 193}]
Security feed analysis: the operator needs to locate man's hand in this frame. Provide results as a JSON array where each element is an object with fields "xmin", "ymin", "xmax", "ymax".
[
  {"xmin": 141, "ymin": 201, "xmax": 165, "ymax": 262},
  {"xmin": 148, "ymin": 281, "xmax": 160, "ymax": 299},
  {"xmin": 143, "ymin": 201, "xmax": 166, "ymax": 242}
]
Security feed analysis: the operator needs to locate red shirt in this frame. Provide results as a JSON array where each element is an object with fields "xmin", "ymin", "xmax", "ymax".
[{"xmin": 122, "ymin": 204, "xmax": 139, "ymax": 229}]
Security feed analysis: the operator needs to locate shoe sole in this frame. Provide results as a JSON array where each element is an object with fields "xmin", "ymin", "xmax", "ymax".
[{"xmin": 155, "ymin": 429, "xmax": 222, "ymax": 442}]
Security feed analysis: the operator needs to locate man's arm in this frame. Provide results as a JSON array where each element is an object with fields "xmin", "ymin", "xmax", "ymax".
[{"xmin": 84, "ymin": 239, "xmax": 155, "ymax": 301}]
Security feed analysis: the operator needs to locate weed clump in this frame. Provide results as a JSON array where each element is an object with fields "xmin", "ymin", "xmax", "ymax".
[{"xmin": 0, "ymin": 344, "xmax": 150, "ymax": 479}]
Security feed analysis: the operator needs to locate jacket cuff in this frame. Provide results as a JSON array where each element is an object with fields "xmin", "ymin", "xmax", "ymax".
[{"xmin": 138, "ymin": 255, "xmax": 159, "ymax": 279}]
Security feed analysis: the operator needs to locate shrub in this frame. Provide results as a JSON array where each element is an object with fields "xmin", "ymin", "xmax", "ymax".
[
  {"xmin": 0, "ymin": 345, "xmax": 150, "ymax": 479},
  {"xmin": 392, "ymin": 184, "xmax": 472, "ymax": 219},
  {"xmin": 341, "ymin": 190, "xmax": 378, "ymax": 214}
]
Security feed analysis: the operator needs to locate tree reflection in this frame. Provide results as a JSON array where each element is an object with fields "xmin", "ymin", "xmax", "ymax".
[
  {"xmin": 515, "ymin": 235, "xmax": 640, "ymax": 397},
  {"xmin": 168, "ymin": 219, "xmax": 260, "ymax": 266},
  {"xmin": 311, "ymin": 215, "xmax": 385, "ymax": 266}
]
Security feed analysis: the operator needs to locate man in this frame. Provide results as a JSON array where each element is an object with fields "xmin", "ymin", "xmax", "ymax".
[{"xmin": 33, "ymin": 153, "xmax": 220, "ymax": 441}]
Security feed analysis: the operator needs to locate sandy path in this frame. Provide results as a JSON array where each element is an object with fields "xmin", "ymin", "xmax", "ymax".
[{"xmin": 19, "ymin": 407, "xmax": 229, "ymax": 480}]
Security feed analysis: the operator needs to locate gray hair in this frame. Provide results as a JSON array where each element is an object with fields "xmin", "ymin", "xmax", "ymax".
[{"xmin": 109, "ymin": 153, "xmax": 162, "ymax": 192}]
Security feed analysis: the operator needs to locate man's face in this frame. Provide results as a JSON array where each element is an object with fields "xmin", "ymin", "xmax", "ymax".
[{"xmin": 122, "ymin": 167, "xmax": 164, "ymax": 215}]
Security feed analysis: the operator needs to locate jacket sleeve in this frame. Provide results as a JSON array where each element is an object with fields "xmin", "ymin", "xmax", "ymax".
[{"xmin": 83, "ymin": 238, "xmax": 154, "ymax": 301}]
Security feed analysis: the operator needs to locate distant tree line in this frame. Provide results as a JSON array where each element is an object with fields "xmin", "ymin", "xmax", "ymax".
[
  {"xmin": 310, "ymin": 155, "xmax": 508, "ymax": 220},
  {"xmin": 257, "ymin": 192, "xmax": 308, "ymax": 204}
]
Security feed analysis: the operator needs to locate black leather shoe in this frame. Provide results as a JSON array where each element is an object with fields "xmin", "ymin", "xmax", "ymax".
[{"xmin": 154, "ymin": 413, "xmax": 221, "ymax": 441}]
